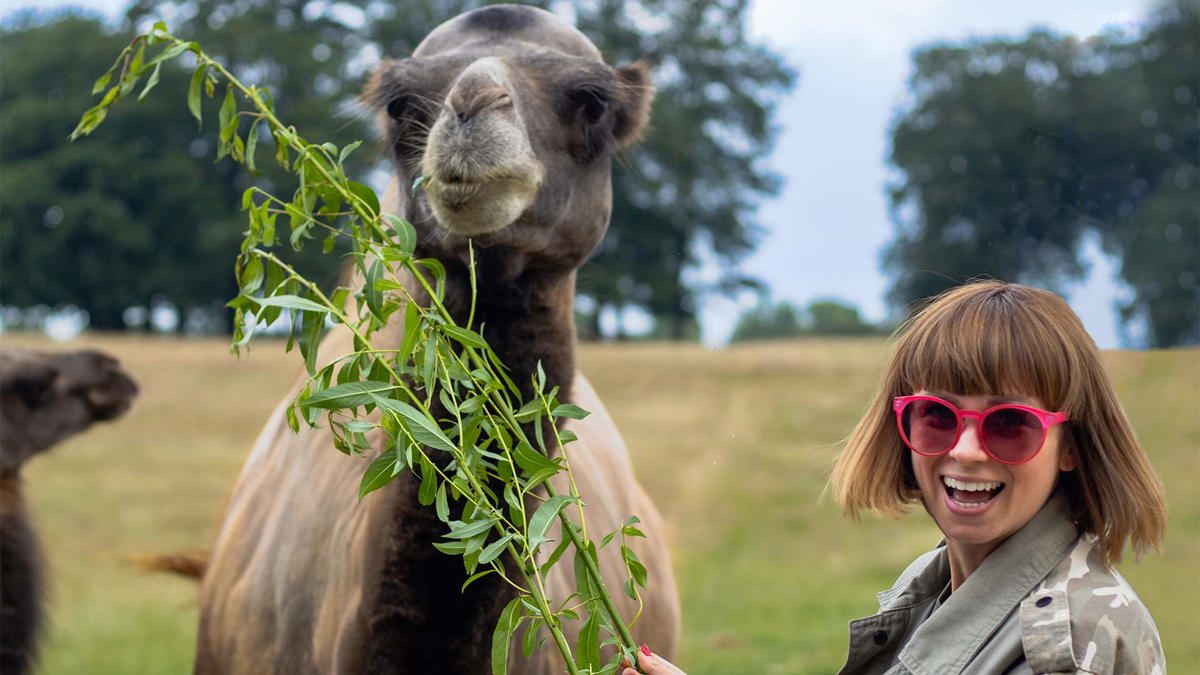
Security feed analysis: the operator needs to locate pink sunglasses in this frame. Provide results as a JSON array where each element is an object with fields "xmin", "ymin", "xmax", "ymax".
[{"xmin": 893, "ymin": 395, "xmax": 1068, "ymax": 465}]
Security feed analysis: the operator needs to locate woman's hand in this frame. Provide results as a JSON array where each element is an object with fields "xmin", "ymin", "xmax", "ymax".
[{"xmin": 621, "ymin": 645, "xmax": 687, "ymax": 675}]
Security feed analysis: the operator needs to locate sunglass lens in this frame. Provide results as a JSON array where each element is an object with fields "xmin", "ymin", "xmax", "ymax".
[
  {"xmin": 902, "ymin": 399, "xmax": 958, "ymax": 455},
  {"xmin": 982, "ymin": 407, "xmax": 1044, "ymax": 462}
]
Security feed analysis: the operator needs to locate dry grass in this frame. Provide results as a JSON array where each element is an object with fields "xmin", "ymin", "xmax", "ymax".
[{"xmin": 3, "ymin": 334, "xmax": 1196, "ymax": 673}]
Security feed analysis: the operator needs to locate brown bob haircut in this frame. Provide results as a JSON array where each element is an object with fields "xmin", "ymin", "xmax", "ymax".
[{"xmin": 830, "ymin": 280, "xmax": 1166, "ymax": 567}]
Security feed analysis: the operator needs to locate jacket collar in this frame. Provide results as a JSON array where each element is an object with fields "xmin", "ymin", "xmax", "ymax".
[{"xmin": 895, "ymin": 490, "xmax": 1080, "ymax": 674}]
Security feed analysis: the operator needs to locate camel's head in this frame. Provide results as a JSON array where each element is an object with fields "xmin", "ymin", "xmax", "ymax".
[
  {"xmin": 365, "ymin": 4, "xmax": 653, "ymax": 272},
  {"xmin": 0, "ymin": 349, "xmax": 138, "ymax": 474}
]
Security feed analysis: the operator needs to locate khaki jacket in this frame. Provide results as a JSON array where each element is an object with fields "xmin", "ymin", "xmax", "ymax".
[{"xmin": 839, "ymin": 493, "xmax": 1164, "ymax": 674}]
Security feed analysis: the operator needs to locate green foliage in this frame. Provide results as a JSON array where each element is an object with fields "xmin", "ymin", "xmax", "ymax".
[
  {"xmin": 74, "ymin": 26, "xmax": 648, "ymax": 674},
  {"xmin": 731, "ymin": 298, "xmax": 884, "ymax": 342},
  {"xmin": 886, "ymin": 0, "xmax": 1198, "ymax": 346}
]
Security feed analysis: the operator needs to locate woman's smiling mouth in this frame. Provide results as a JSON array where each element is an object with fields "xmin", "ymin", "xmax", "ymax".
[{"xmin": 942, "ymin": 475, "xmax": 1005, "ymax": 511}]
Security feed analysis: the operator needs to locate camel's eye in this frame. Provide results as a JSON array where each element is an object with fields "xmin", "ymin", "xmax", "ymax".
[
  {"xmin": 582, "ymin": 91, "xmax": 608, "ymax": 124},
  {"xmin": 567, "ymin": 86, "xmax": 610, "ymax": 125},
  {"xmin": 386, "ymin": 95, "xmax": 411, "ymax": 121}
]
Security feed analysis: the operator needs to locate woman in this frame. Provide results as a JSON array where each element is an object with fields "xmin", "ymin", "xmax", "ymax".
[{"xmin": 628, "ymin": 281, "xmax": 1166, "ymax": 675}]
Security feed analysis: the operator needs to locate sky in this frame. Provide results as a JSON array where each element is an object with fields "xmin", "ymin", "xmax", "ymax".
[{"xmin": 1, "ymin": 0, "xmax": 1153, "ymax": 346}]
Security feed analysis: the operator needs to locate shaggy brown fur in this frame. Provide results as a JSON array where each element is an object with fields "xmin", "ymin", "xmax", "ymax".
[
  {"xmin": 0, "ymin": 348, "xmax": 137, "ymax": 674},
  {"xmin": 195, "ymin": 7, "xmax": 678, "ymax": 673}
]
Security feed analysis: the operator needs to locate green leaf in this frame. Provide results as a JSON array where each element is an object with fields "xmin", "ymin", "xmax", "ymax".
[
  {"xmin": 551, "ymin": 404, "xmax": 590, "ymax": 420},
  {"xmin": 575, "ymin": 611, "xmax": 601, "ymax": 671},
  {"xmin": 491, "ymin": 596, "xmax": 522, "ymax": 675},
  {"xmin": 417, "ymin": 453, "xmax": 437, "ymax": 506},
  {"xmin": 358, "ymin": 449, "xmax": 399, "ymax": 498},
  {"xmin": 432, "ymin": 540, "xmax": 468, "ymax": 555},
  {"xmin": 539, "ymin": 535, "xmax": 573, "ymax": 577},
  {"xmin": 186, "ymin": 66, "xmax": 207, "ymax": 127},
  {"xmin": 513, "ymin": 441, "xmax": 559, "ymax": 475},
  {"xmin": 574, "ymin": 540, "xmax": 599, "ymax": 602},
  {"xmin": 478, "ymin": 532, "xmax": 514, "ymax": 564},
  {"xmin": 299, "ymin": 309, "xmax": 324, "ymax": 374},
  {"xmin": 513, "ymin": 398, "xmax": 543, "ymax": 423},
  {"xmin": 347, "ymin": 180, "xmax": 380, "ymax": 218},
  {"xmin": 301, "ymin": 380, "xmax": 401, "ymax": 409},
  {"xmin": 150, "ymin": 40, "xmax": 194, "ymax": 65},
  {"xmin": 461, "ymin": 569, "xmax": 493, "ymax": 593},
  {"xmin": 138, "ymin": 62, "xmax": 162, "ymax": 101},
  {"xmin": 339, "ymin": 140, "xmax": 363, "ymax": 163},
  {"xmin": 435, "ymin": 484, "xmax": 450, "ymax": 522},
  {"xmin": 246, "ymin": 118, "xmax": 262, "ymax": 174},
  {"xmin": 527, "ymin": 495, "xmax": 577, "ymax": 550},
  {"xmin": 253, "ymin": 294, "xmax": 330, "ymax": 314},
  {"xmin": 92, "ymin": 68, "xmax": 113, "ymax": 95},
  {"xmin": 420, "ymin": 333, "xmax": 438, "ymax": 392},
  {"xmin": 239, "ymin": 256, "xmax": 264, "ymax": 294},
  {"xmin": 218, "ymin": 85, "xmax": 236, "ymax": 143},
  {"xmin": 375, "ymin": 397, "xmax": 457, "ymax": 454},
  {"xmin": 383, "ymin": 214, "xmax": 417, "ymax": 257},
  {"xmin": 398, "ymin": 300, "xmax": 421, "ymax": 365},
  {"xmin": 442, "ymin": 325, "xmax": 487, "ymax": 349},
  {"xmin": 446, "ymin": 517, "xmax": 497, "ymax": 540},
  {"xmin": 623, "ymin": 545, "xmax": 648, "ymax": 588},
  {"xmin": 365, "ymin": 259, "xmax": 384, "ymax": 319}
]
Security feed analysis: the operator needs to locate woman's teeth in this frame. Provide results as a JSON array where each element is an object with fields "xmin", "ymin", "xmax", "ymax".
[
  {"xmin": 943, "ymin": 477, "xmax": 1001, "ymax": 492},
  {"xmin": 942, "ymin": 476, "xmax": 1004, "ymax": 507}
]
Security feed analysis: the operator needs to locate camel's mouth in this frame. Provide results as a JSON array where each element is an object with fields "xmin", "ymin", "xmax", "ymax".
[{"xmin": 423, "ymin": 167, "xmax": 543, "ymax": 235}]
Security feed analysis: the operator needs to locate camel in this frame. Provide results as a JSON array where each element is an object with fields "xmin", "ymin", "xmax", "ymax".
[
  {"xmin": 195, "ymin": 5, "xmax": 680, "ymax": 673},
  {"xmin": 0, "ymin": 347, "xmax": 138, "ymax": 674}
]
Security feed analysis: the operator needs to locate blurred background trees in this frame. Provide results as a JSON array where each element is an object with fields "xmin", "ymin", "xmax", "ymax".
[
  {"xmin": 1, "ymin": 0, "xmax": 1195, "ymax": 345},
  {"xmin": 729, "ymin": 296, "xmax": 885, "ymax": 342},
  {"xmin": 886, "ymin": 0, "xmax": 1198, "ymax": 347},
  {"xmin": 1, "ymin": 0, "xmax": 793, "ymax": 339}
]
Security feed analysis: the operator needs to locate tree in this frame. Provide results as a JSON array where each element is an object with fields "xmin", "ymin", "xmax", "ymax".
[
  {"xmin": 1, "ymin": 13, "xmax": 241, "ymax": 330},
  {"xmin": 571, "ymin": 0, "xmax": 795, "ymax": 340},
  {"xmin": 730, "ymin": 297, "xmax": 882, "ymax": 342},
  {"xmin": 3, "ymin": 1, "xmax": 791, "ymax": 337},
  {"xmin": 730, "ymin": 299, "xmax": 802, "ymax": 342},
  {"xmin": 885, "ymin": 0, "xmax": 1198, "ymax": 346},
  {"xmin": 805, "ymin": 299, "xmax": 882, "ymax": 336}
]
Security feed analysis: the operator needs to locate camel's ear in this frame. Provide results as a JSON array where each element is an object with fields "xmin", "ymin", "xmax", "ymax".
[
  {"xmin": 612, "ymin": 61, "xmax": 654, "ymax": 149},
  {"xmin": 1, "ymin": 363, "xmax": 58, "ymax": 409}
]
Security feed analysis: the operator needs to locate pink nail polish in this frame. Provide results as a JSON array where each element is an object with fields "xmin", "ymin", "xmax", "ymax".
[{"xmin": 640, "ymin": 644, "xmax": 652, "ymax": 657}]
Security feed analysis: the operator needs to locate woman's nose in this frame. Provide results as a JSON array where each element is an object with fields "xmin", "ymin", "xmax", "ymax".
[{"xmin": 948, "ymin": 420, "xmax": 990, "ymax": 463}]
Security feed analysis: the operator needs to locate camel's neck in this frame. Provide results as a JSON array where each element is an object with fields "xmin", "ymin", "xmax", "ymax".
[
  {"xmin": 435, "ymin": 246, "xmax": 578, "ymax": 404},
  {"xmin": 0, "ymin": 476, "xmax": 41, "ymax": 675},
  {"xmin": 364, "ymin": 247, "xmax": 581, "ymax": 673}
]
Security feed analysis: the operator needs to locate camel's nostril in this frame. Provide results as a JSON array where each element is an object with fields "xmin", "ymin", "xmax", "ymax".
[{"xmin": 456, "ymin": 110, "xmax": 471, "ymax": 125}]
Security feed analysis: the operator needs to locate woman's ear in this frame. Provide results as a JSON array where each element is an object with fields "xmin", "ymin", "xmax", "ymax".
[{"xmin": 1058, "ymin": 444, "xmax": 1077, "ymax": 472}]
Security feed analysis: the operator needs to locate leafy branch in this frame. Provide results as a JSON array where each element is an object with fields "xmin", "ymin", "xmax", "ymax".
[{"xmin": 73, "ymin": 23, "xmax": 648, "ymax": 675}]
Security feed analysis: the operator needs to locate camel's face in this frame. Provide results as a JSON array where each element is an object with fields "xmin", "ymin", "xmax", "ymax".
[
  {"xmin": 0, "ymin": 349, "xmax": 137, "ymax": 473},
  {"xmin": 366, "ymin": 4, "xmax": 652, "ymax": 270}
]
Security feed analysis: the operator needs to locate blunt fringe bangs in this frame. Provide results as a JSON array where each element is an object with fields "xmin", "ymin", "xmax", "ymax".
[{"xmin": 831, "ymin": 280, "xmax": 1166, "ymax": 567}]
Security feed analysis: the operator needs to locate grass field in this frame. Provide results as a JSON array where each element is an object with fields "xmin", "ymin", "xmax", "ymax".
[{"xmin": 5, "ymin": 334, "xmax": 1197, "ymax": 673}]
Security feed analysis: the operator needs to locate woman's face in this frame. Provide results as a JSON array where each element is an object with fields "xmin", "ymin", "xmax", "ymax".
[{"xmin": 909, "ymin": 391, "xmax": 1075, "ymax": 561}]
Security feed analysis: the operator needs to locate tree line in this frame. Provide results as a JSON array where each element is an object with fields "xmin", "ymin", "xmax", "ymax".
[
  {"xmin": 885, "ymin": 0, "xmax": 1198, "ymax": 347},
  {"xmin": 2, "ymin": 0, "xmax": 1194, "ymax": 345},
  {"xmin": 0, "ymin": 0, "xmax": 793, "ymax": 337}
]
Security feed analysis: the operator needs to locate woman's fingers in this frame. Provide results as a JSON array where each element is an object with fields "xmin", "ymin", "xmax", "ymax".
[{"xmin": 621, "ymin": 645, "xmax": 687, "ymax": 675}]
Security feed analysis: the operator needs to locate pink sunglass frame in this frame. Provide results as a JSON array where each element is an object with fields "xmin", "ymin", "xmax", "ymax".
[{"xmin": 892, "ymin": 394, "xmax": 1068, "ymax": 465}]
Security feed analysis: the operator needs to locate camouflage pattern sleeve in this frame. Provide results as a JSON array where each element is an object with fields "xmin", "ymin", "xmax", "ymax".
[{"xmin": 1019, "ymin": 536, "xmax": 1166, "ymax": 675}]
